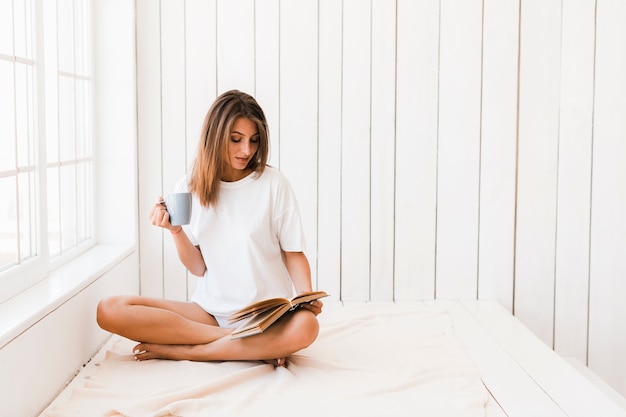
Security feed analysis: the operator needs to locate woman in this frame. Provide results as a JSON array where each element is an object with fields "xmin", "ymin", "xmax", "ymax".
[{"xmin": 97, "ymin": 90, "xmax": 322, "ymax": 367}]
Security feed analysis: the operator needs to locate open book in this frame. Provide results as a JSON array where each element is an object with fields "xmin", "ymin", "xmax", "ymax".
[{"xmin": 228, "ymin": 291, "xmax": 329, "ymax": 339}]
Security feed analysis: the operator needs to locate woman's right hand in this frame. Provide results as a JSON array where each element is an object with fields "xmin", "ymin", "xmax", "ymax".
[{"xmin": 148, "ymin": 198, "xmax": 175, "ymax": 231}]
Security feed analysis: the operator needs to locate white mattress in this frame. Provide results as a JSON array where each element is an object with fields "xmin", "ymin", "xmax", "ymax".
[{"xmin": 42, "ymin": 302, "xmax": 489, "ymax": 417}]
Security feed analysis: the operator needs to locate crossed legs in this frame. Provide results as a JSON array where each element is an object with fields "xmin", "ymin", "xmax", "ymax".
[{"xmin": 96, "ymin": 295, "xmax": 319, "ymax": 365}]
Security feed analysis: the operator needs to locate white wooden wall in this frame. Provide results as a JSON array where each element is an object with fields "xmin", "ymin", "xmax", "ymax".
[{"xmin": 136, "ymin": 0, "xmax": 626, "ymax": 397}]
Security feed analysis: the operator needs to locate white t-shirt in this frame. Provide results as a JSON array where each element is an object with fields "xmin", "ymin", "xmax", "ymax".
[{"xmin": 175, "ymin": 166, "xmax": 306, "ymax": 318}]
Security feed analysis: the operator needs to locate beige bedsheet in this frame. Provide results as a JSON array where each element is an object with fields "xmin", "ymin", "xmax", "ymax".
[{"xmin": 44, "ymin": 302, "xmax": 488, "ymax": 417}]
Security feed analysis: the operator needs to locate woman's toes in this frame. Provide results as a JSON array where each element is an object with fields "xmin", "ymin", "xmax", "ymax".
[
  {"xmin": 133, "ymin": 343, "xmax": 147, "ymax": 355},
  {"xmin": 133, "ymin": 343, "xmax": 154, "ymax": 361},
  {"xmin": 265, "ymin": 358, "xmax": 287, "ymax": 367}
]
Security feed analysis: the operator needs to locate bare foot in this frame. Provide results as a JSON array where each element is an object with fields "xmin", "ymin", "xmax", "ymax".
[
  {"xmin": 133, "ymin": 326, "xmax": 233, "ymax": 361},
  {"xmin": 133, "ymin": 341, "xmax": 288, "ymax": 368},
  {"xmin": 133, "ymin": 343, "xmax": 196, "ymax": 361}
]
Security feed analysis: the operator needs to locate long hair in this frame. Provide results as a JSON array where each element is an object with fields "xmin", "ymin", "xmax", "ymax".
[{"xmin": 189, "ymin": 90, "xmax": 269, "ymax": 207}]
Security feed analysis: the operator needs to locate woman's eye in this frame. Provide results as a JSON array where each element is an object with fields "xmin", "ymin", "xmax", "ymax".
[{"xmin": 230, "ymin": 137, "xmax": 241, "ymax": 143}]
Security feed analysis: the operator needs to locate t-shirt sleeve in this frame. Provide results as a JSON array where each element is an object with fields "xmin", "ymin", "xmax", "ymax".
[
  {"xmin": 274, "ymin": 175, "xmax": 307, "ymax": 252},
  {"xmin": 174, "ymin": 177, "xmax": 188, "ymax": 193}
]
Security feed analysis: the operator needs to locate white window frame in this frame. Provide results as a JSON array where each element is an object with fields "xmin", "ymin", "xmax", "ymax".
[{"xmin": 0, "ymin": 0, "xmax": 95, "ymax": 304}]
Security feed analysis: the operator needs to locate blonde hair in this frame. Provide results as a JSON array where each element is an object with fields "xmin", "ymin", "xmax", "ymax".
[{"xmin": 189, "ymin": 90, "xmax": 269, "ymax": 207}]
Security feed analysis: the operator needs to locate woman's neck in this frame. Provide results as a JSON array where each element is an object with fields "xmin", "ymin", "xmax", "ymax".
[{"xmin": 221, "ymin": 168, "xmax": 252, "ymax": 182}]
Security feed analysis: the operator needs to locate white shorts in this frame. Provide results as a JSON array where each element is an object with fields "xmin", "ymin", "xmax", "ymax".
[{"xmin": 212, "ymin": 314, "xmax": 241, "ymax": 329}]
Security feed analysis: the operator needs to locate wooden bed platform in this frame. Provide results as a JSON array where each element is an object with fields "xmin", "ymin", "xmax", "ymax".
[
  {"xmin": 439, "ymin": 300, "xmax": 626, "ymax": 417},
  {"xmin": 40, "ymin": 301, "xmax": 626, "ymax": 417}
]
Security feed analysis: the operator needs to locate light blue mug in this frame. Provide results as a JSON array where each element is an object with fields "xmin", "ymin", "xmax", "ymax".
[{"xmin": 165, "ymin": 192, "xmax": 192, "ymax": 226}]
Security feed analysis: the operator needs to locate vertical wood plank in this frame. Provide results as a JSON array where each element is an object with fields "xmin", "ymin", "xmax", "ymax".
[
  {"xmin": 254, "ymin": 0, "xmax": 280, "ymax": 168},
  {"xmin": 136, "ymin": 0, "xmax": 164, "ymax": 298},
  {"xmin": 216, "ymin": 0, "xmax": 255, "ymax": 93},
  {"xmin": 279, "ymin": 0, "xmax": 319, "ymax": 291},
  {"xmin": 514, "ymin": 0, "xmax": 562, "ymax": 346},
  {"xmin": 317, "ymin": 0, "xmax": 342, "ymax": 298},
  {"xmin": 185, "ymin": 0, "xmax": 217, "ymax": 159},
  {"xmin": 478, "ymin": 0, "xmax": 519, "ymax": 310},
  {"xmin": 185, "ymin": 0, "xmax": 218, "ymax": 299},
  {"xmin": 588, "ymin": 0, "xmax": 626, "ymax": 397},
  {"xmin": 436, "ymin": 0, "xmax": 483, "ymax": 299},
  {"xmin": 394, "ymin": 0, "xmax": 439, "ymax": 300},
  {"xmin": 369, "ymin": 0, "xmax": 395, "ymax": 301},
  {"xmin": 553, "ymin": 0, "xmax": 595, "ymax": 363},
  {"xmin": 161, "ymin": 0, "xmax": 188, "ymax": 302},
  {"xmin": 341, "ymin": 0, "xmax": 371, "ymax": 301}
]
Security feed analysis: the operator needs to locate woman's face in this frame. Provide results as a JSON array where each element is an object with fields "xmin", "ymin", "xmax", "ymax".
[{"xmin": 222, "ymin": 117, "xmax": 259, "ymax": 182}]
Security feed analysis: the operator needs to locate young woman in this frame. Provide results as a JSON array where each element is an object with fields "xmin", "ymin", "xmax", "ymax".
[{"xmin": 97, "ymin": 90, "xmax": 322, "ymax": 367}]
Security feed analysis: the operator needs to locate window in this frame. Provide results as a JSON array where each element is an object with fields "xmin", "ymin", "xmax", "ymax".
[{"xmin": 0, "ymin": 0, "xmax": 94, "ymax": 303}]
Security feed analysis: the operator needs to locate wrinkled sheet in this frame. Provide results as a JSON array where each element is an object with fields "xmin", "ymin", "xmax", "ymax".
[{"xmin": 44, "ymin": 302, "xmax": 488, "ymax": 417}]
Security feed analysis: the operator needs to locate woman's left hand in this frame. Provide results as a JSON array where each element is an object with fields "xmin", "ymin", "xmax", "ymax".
[{"xmin": 299, "ymin": 300, "xmax": 323, "ymax": 316}]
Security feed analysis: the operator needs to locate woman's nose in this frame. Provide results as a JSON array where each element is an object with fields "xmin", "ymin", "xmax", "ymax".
[{"xmin": 240, "ymin": 140, "xmax": 251, "ymax": 155}]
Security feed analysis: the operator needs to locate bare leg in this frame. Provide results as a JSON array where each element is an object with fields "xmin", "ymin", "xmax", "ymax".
[
  {"xmin": 96, "ymin": 295, "xmax": 231, "ymax": 345},
  {"xmin": 133, "ymin": 308, "xmax": 319, "ymax": 364}
]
